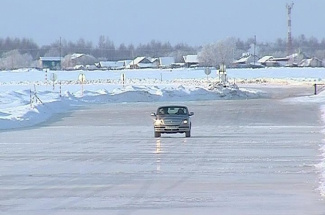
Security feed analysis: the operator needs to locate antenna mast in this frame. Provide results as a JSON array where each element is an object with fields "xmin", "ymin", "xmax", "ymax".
[{"xmin": 286, "ymin": 2, "xmax": 294, "ymax": 56}]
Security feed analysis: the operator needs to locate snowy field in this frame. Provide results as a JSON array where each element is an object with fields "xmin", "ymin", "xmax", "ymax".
[
  {"xmin": 1, "ymin": 67, "xmax": 325, "ymax": 214},
  {"xmin": 1, "ymin": 67, "xmax": 325, "ymax": 130}
]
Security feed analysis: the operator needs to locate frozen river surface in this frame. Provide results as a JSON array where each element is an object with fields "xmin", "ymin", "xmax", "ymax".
[{"xmin": 1, "ymin": 86, "xmax": 325, "ymax": 215}]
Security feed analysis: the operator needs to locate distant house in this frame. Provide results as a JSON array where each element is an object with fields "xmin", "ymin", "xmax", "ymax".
[
  {"xmin": 183, "ymin": 55, "xmax": 199, "ymax": 68},
  {"xmin": 171, "ymin": 62, "xmax": 185, "ymax": 68},
  {"xmin": 233, "ymin": 53, "xmax": 260, "ymax": 68},
  {"xmin": 63, "ymin": 53, "xmax": 97, "ymax": 69},
  {"xmin": 299, "ymin": 57, "xmax": 323, "ymax": 67},
  {"xmin": 258, "ymin": 51, "xmax": 308, "ymax": 68},
  {"xmin": 71, "ymin": 53, "xmax": 96, "ymax": 65},
  {"xmin": 287, "ymin": 51, "xmax": 308, "ymax": 67},
  {"xmin": 39, "ymin": 57, "xmax": 62, "ymax": 70},
  {"xmin": 126, "ymin": 57, "xmax": 157, "ymax": 69},
  {"xmin": 258, "ymin": 56, "xmax": 289, "ymax": 67},
  {"xmin": 258, "ymin": 56, "xmax": 273, "ymax": 65},
  {"xmin": 147, "ymin": 57, "xmax": 160, "ymax": 67},
  {"xmin": 97, "ymin": 61, "xmax": 125, "ymax": 70},
  {"xmin": 158, "ymin": 57, "xmax": 175, "ymax": 68}
]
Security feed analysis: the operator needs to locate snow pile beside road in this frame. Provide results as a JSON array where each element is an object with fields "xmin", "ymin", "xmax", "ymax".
[
  {"xmin": 0, "ymin": 83, "xmax": 264, "ymax": 130},
  {"xmin": 2, "ymin": 67, "xmax": 325, "ymax": 131}
]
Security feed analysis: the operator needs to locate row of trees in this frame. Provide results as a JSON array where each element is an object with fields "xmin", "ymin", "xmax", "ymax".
[
  {"xmin": 0, "ymin": 36, "xmax": 197, "ymax": 62},
  {"xmin": 0, "ymin": 35, "xmax": 324, "ymax": 69}
]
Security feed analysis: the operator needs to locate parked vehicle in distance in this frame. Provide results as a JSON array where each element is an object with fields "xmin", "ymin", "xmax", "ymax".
[{"xmin": 151, "ymin": 105, "xmax": 194, "ymax": 138}]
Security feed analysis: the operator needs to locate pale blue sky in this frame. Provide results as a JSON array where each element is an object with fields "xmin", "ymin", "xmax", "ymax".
[{"xmin": 1, "ymin": 0, "xmax": 324, "ymax": 46}]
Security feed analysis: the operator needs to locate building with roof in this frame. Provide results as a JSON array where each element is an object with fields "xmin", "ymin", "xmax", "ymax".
[
  {"xmin": 258, "ymin": 56, "xmax": 273, "ymax": 65},
  {"xmin": 258, "ymin": 56, "xmax": 289, "ymax": 67},
  {"xmin": 126, "ymin": 57, "xmax": 157, "ymax": 69},
  {"xmin": 62, "ymin": 53, "xmax": 97, "ymax": 69},
  {"xmin": 39, "ymin": 57, "xmax": 62, "ymax": 70},
  {"xmin": 182, "ymin": 55, "xmax": 199, "ymax": 68},
  {"xmin": 287, "ymin": 51, "xmax": 308, "ymax": 67},
  {"xmin": 233, "ymin": 53, "xmax": 261, "ymax": 68},
  {"xmin": 158, "ymin": 57, "xmax": 175, "ymax": 68},
  {"xmin": 257, "ymin": 51, "xmax": 309, "ymax": 68},
  {"xmin": 97, "ymin": 61, "xmax": 126, "ymax": 70},
  {"xmin": 299, "ymin": 57, "xmax": 323, "ymax": 67}
]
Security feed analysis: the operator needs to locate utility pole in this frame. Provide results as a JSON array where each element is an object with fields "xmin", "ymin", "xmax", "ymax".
[
  {"xmin": 254, "ymin": 35, "xmax": 256, "ymax": 66},
  {"xmin": 59, "ymin": 37, "xmax": 62, "ymax": 70},
  {"xmin": 286, "ymin": 2, "xmax": 294, "ymax": 56}
]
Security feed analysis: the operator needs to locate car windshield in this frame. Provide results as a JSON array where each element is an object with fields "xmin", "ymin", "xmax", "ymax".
[{"xmin": 157, "ymin": 107, "xmax": 187, "ymax": 115}]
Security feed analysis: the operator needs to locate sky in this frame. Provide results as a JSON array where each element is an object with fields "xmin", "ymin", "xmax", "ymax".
[{"xmin": 1, "ymin": 0, "xmax": 325, "ymax": 46}]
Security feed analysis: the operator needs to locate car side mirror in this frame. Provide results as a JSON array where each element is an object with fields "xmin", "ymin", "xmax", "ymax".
[{"xmin": 189, "ymin": 112, "xmax": 194, "ymax": 116}]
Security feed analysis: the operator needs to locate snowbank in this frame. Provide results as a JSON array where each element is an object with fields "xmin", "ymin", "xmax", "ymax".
[{"xmin": 1, "ymin": 67, "xmax": 325, "ymax": 130}]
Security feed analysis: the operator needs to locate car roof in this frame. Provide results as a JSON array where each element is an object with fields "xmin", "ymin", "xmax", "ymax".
[{"xmin": 157, "ymin": 105, "xmax": 188, "ymax": 109}]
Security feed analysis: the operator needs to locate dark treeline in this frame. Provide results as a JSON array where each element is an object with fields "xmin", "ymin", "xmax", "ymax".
[
  {"xmin": 0, "ymin": 35, "xmax": 325, "ymax": 62},
  {"xmin": 0, "ymin": 36, "xmax": 197, "ymax": 62}
]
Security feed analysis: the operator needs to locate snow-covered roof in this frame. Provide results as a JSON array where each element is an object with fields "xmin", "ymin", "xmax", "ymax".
[
  {"xmin": 258, "ymin": 56, "xmax": 273, "ymax": 63},
  {"xmin": 183, "ymin": 55, "xmax": 198, "ymax": 63},
  {"xmin": 234, "ymin": 54, "xmax": 255, "ymax": 64},
  {"xmin": 71, "ymin": 53, "xmax": 84, "ymax": 60},
  {"xmin": 299, "ymin": 57, "xmax": 322, "ymax": 67},
  {"xmin": 147, "ymin": 57, "xmax": 159, "ymax": 63},
  {"xmin": 126, "ymin": 57, "xmax": 154, "ymax": 68},
  {"xmin": 159, "ymin": 57, "xmax": 175, "ymax": 66},
  {"xmin": 300, "ymin": 59, "xmax": 312, "ymax": 67},
  {"xmin": 132, "ymin": 57, "xmax": 149, "ymax": 65},
  {"xmin": 39, "ymin": 57, "xmax": 62, "ymax": 61},
  {"xmin": 99, "ymin": 61, "xmax": 124, "ymax": 69},
  {"xmin": 287, "ymin": 51, "xmax": 308, "ymax": 59},
  {"xmin": 234, "ymin": 56, "xmax": 250, "ymax": 64}
]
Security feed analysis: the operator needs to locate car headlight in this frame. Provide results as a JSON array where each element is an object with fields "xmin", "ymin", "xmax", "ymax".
[
  {"xmin": 155, "ymin": 119, "xmax": 164, "ymax": 125},
  {"xmin": 183, "ymin": 119, "xmax": 188, "ymax": 124}
]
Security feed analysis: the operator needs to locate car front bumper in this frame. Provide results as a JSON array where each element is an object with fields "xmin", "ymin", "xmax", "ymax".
[{"xmin": 154, "ymin": 125, "xmax": 190, "ymax": 133}]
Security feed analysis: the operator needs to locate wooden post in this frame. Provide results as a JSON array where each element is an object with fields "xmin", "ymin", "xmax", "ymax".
[
  {"xmin": 314, "ymin": 83, "xmax": 317, "ymax": 95},
  {"xmin": 30, "ymin": 89, "xmax": 32, "ymax": 108}
]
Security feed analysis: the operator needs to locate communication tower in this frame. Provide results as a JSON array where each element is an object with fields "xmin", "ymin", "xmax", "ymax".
[{"xmin": 286, "ymin": 2, "xmax": 294, "ymax": 56}]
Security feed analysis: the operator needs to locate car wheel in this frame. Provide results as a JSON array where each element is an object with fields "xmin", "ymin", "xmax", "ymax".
[
  {"xmin": 154, "ymin": 132, "xmax": 161, "ymax": 138},
  {"xmin": 185, "ymin": 130, "xmax": 191, "ymax": 138}
]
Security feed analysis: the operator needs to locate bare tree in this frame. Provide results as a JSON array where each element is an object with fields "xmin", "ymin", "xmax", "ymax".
[
  {"xmin": 0, "ymin": 50, "xmax": 32, "ymax": 69},
  {"xmin": 315, "ymin": 50, "xmax": 325, "ymax": 60},
  {"xmin": 44, "ymin": 47, "xmax": 60, "ymax": 57},
  {"xmin": 198, "ymin": 38, "xmax": 236, "ymax": 67},
  {"xmin": 198, "ymin": 43, "xmax": 217, "ymax": 67}
]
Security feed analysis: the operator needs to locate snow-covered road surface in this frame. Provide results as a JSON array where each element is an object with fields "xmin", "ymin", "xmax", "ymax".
[{"xmin": 1, "ymin": 86, "xmax": 325, "ymax": 215}]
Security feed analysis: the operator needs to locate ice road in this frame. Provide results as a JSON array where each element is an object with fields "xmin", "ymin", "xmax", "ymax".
[{"xmin": 1, "ymin": 86, "xmax": 325, "ymax": 215}]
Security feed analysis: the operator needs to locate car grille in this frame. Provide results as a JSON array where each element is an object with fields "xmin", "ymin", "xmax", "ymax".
[{"xmin": 163, "ymin": 119, "xmax": 182, "ymax": 125}]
